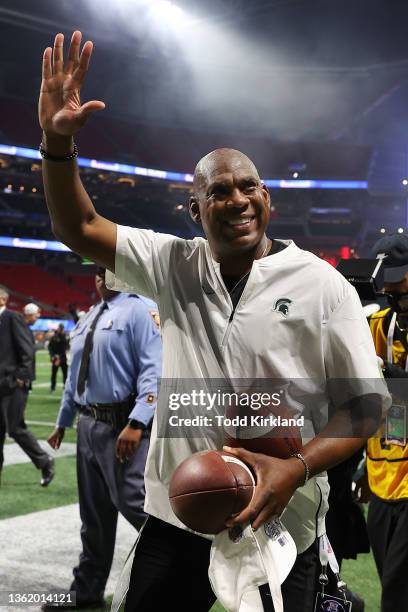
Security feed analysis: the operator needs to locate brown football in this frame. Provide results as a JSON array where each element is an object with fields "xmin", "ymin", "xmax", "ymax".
[
  {"xmin": 169, "ymin": 450, "xmax": 255, "ymax": 534},
  {"xmin": 224, "ymin": 402, "xmax": 303, "ymax": 458}
]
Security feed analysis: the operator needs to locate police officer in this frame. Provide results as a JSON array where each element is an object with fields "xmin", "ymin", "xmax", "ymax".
[
  {"xmin": 42, "ymin": 268, "xmax": 162, "ymax": 611},
  {"xmin": 363, "ymin": 234, "xmax": 408, "ymax": 612}
]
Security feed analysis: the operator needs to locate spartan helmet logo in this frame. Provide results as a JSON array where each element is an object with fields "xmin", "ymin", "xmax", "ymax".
[{"xmin": 273, "ymin": 298, "xmax": 292, "ymax": 316}]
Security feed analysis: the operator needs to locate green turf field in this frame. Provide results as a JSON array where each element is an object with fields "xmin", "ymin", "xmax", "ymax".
[{"xmin": 1, "ymin": 351, "xmax": 382, "ymax": 611}]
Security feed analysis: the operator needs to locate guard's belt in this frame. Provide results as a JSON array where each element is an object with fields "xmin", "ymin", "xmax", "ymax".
[{"xmin": 75, "ymin": 395, "xmax": 135, "ymax": 430}]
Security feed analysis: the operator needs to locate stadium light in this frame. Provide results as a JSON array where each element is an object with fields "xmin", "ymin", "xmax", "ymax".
[
  {"xmin": 380, "ymin": 228, "xmax": 386, "ymax": 233},
  {"xmin": 398, "ymin": 227, "xmax": 404, "ymax": 233},
  {"xmin": 149, "ymin": 1, "xmax": 188, "ymax": 27},
  {"xmin": 402, "ymin": 179, "xmax": 408, "ymax": 186}
]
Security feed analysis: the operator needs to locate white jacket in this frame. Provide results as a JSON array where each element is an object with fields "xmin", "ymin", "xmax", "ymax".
[{"xmin": 107, "ymin": 225, "xmax": 388, "ymax": 553}]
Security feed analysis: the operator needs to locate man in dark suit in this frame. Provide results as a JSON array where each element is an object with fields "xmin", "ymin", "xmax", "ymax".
[{"xmin": 0, "ymin": 289, "xmax": 54, "ymax": 486}]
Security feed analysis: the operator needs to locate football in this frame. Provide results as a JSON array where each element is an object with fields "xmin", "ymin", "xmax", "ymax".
[
  {"xmin": 223, "ymin": 427, "xmax": 302, "ymax": 458},
  {"xmin": 169, "ymin": 450, "xmax": 255, "ymax": 534},
  {"xmin": 223, "ymin": 402, "xmax": 303, "ymax": 458}
]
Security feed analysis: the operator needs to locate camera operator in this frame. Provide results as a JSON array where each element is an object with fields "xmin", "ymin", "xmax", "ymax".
[{"xmin": 362, "ymin": 234, "xmax": 408, "ymax": 612}]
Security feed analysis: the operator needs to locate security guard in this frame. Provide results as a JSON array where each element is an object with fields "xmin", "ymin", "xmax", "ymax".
[
  {"xmin": 42, "ymin": 268, "xmax": 162, "ymax": 611},
  {"xmin": 365, "ymin": 235, "xmax": 408, "ymax": 612}
]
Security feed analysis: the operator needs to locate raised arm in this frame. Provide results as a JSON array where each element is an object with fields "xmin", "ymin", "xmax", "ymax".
[{"xmin": 39, "ymin": 31, "xmax": 116, "ymax": 271}]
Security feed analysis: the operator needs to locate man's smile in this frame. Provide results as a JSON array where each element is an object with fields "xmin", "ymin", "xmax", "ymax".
[{"xmin": 224, "ymin": 216, "xmax": 256, "ymax": 230}]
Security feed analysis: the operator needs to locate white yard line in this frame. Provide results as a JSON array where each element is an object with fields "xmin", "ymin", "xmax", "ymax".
[
  {"xmin": 0, "ymin": 504, "xmax": 136, "ymax": 612},
  {"xmin": 28, "ymin": 394, "xmax": 62, "ymax": 399},
  {"xmin": 3, "ymin": 441, "xmax": 76, "ymax": 466},
  {"xmin": 25, "ymin": 420, "xmax": 59, "ymax": 427},
  {"xmin": 31, "ymin": 383, "xmax": 64, "ymax": 389}
]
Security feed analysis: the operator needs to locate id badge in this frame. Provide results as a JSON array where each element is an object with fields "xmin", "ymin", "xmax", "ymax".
[
  {"xmin": 385, "ymin": 404, "xmax": 407, "ymax": 446},
  {"xmin": 314, "ymin": 592, "xmax": 352, "ymax": 612}
]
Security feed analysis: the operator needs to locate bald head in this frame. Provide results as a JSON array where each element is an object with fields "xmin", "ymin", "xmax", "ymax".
[
  {"xmin": 189, "ymin": 147, "xmax": 271, "ymax": 266},
  {"xmin": 193, "ymin": 148, "xmax": 261, "ymax": 198},
  {"xmin": 0, "ymin": 287, "xmax": 9, "ymax": 308}
]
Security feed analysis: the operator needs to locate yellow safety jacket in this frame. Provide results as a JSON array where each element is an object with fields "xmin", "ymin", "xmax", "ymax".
[{"xmin": 367, "ymin": 308, "xmax": 408, "ymax": 500}]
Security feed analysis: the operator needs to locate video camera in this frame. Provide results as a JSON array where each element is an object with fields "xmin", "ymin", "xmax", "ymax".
[
  {"xmin": 336, "ymin": 257, "xmax": 385, "ymax": 301},
  {"xmin": 338, "ymin": 235, "xmax": 408, "ymax": 301}
]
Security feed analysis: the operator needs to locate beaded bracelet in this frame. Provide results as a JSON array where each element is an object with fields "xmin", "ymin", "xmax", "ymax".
[
  {"xmin": 290, "ymin": 452, "xmax": 310, "ymax": 486},
  {"xmin": 39, "ymin": 142, "xmax": 78, "ymax": 162}
]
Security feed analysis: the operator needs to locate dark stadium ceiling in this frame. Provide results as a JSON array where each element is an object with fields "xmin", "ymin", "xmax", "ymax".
[{"xmin": 1, "ymin": 0, "xmax": 408, "ymax": 146}]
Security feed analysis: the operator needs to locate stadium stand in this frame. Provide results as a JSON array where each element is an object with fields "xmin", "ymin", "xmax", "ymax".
[
  {"xmin": 0, "ymin": 92, "xmax": 407, "ymax": 303},
  {"xmin": 0, "ymin": 263, "xmax": 94, "ymax": 315},
  {"xmin": 0, "ymin": 149, "xmax": 405, "ymax": 257}
]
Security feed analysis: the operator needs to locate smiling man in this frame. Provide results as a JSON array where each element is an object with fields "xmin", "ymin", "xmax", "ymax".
[
  {"xmin": 189, "ymin": 149, "xmax": 282, "ymax": 309},
  {"xmin": 38, "ymin": 31, "xmax": 388, "ymax": 612},
  {"xmin": 191, "ymin": 150, "xmax": 271, "ymax": 261}
]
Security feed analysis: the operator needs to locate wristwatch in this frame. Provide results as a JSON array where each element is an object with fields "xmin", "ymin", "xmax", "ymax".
[{"xmin": 128, "ymin": 419, "xmax": 147, "ymax": 431}]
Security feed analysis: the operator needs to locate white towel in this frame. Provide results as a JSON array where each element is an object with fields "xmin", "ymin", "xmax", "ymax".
[{"xmin": 209, "ymin": 518, "xmax": 297, "ymax": 612}]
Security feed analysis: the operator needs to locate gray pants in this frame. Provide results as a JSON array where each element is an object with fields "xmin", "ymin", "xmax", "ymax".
[
  {"xmin": 0, "ymin": 387, "xmax": 49, "ymax": 472},
  {"xmin": 71, "ymin": 414, "xmax": 149, "ymax": 602}
]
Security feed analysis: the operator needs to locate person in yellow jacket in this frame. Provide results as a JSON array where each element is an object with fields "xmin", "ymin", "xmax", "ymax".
[{"xmin": 366, "ymin": 234, "xmax": 408, "ymax": 612}]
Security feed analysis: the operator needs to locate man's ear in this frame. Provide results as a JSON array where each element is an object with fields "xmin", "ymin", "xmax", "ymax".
[
  {"xmin": 261, "ymin": 183, "xmax": 272, "ymax": 219},
  {"xmin": 189, "ymin": 197, "xmax": 201, "ymax": 224},
  {"xmin": 261, "ymin": 183, "xmax": 271, "ymax": 206}
]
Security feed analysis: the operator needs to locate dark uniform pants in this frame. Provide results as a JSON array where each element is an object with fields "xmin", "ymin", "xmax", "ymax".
[
  {"xmin": 71, "ymin": 414, "xmax": 149, "ymax": 602},
  {"xmin": 0, "ymin": 387, "xmax": 49, "ymax": 472},
  {"xmin": 50, "ymin": 360, "xmax": 68, "ymax": 391},
  {"xmin": 367, "ymin": 494, "xmax": 408, "ymax": 612},
  {"xmin": 125, "ymin": 516, "xmax": 319, "ymax": 612}
]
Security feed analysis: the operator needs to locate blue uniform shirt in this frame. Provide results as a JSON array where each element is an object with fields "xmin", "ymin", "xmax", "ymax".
[{"xmin": 57, "ymin": 293, "xmax": 162, "ymax": 428}]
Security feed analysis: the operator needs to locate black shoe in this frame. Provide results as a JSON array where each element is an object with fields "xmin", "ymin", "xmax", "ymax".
[
  {"xmin": 40, "ymin": 458, "xmax": 55, "ymax": 487},
  {"xmin": 41, "ymin": 600, "xmax": 105, "ymax": 611}
]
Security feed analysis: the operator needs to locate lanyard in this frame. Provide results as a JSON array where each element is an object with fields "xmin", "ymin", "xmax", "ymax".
[
  {"xmin": 386, "ymin": 312, "xmax": 408, "ymax": 371},
  {"xmin": 318, "ymin": 534, "xmax": 347, "ymax": 598},
  {"xmin": 387, "ymin": 311, "xmax": 397, "ymax": 365}
]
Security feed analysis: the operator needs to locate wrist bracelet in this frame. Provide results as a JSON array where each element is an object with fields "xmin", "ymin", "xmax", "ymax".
[
  {"xmin": 39, "ymin": 142, "xmax": 78, "ymax": 162},
  {"xmin": 290, "ymin": 452, "xmax": 310, "ymax": 486}
]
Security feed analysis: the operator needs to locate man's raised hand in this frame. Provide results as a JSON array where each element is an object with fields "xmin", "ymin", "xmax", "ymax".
[{"xmin": 39, "ymin": 31, "xmax": 105, "ymax": 138}]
